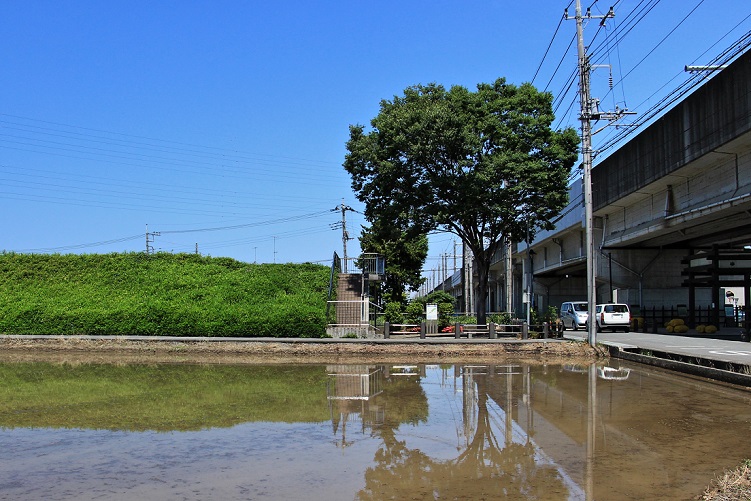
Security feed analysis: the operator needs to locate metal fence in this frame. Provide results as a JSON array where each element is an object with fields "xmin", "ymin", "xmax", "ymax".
[
  {"xmin": 339, "ymin": 253, "xmax": 385, "ymax": 275},
  {"xmin": 637, "ymin": 304, "xmax": 748, "ymax": 332}
]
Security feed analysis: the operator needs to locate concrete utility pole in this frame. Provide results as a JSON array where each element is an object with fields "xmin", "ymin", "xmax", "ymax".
[
  {"xmin": 145, "ymin": 224, "xmax": 160, "ymax": 255},
  {"xmin": 566, "ymin": 2, "xmax": 614, "ymax": 347},
  {"xmin": 333, "ymin": 200, "xmax": 355, "ymax": 272}
]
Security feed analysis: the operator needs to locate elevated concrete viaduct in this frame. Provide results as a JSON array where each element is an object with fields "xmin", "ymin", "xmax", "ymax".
[{"xmin": 499, "ymin": 49, "xmax": 751, "ymax": 325}]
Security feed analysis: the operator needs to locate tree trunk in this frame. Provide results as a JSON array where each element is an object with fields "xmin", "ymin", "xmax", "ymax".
[{"xmin": 475, "ymin": 258, "xmax": 489, "ymax": 325}]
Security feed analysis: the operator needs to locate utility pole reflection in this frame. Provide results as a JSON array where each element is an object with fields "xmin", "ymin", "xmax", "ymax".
[{"xmin": 587, "ymin": 362, "xmax": 597, "ymax": 501}]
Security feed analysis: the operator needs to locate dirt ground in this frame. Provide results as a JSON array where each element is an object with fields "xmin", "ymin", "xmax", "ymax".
[{"xmin": 0, "ymin": 336, "xmax": 606, "ymax": 365}]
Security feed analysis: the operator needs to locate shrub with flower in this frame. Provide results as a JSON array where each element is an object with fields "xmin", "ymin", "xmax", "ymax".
[{"xmin": 441, "ymin": 325, "xmax": 463, "ymax": 333}]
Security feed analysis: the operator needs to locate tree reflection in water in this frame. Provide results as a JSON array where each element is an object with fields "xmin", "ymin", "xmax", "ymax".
[{"xmin": 331, "ymin": 365, "xmax": 570, "ymax": 500}]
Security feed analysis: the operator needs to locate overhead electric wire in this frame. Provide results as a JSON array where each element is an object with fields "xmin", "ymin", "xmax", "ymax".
[
  {"xmin": 599, "ymin": 0, "xmax": 706, "ymax": 105},
  {"xmin": 17, "ymin": 234, "xmax": 145, "ymax": 253},
  {"xmin": 594, "ymin": 30, "xmax": 751, "ymax": 159},
  {"xmin": 543, "ymin": 33, "xmax": 577, "ymax": 93},
  {"xmin": 0, "ymin": 136, "xmax": 341, "ymax": 186},
  {"xmin": 588, "ymin": 0, "xmax": 660, "ymax": 64},
  {"xmin": 0, "ymin": 163, "xmax": 330, "ymax": 212},
  {"xmin": 552, "ymin": 67, "xmax": 578, "ymax": 111},
  {"xmin": 608, "ymin": 9, "xmax": 751, "ymax": 120},
  {"xmin": 13, "ymin": 210, "xmax": 338, "ymax": 254},
  {"xmin": 531, "ymin": 8, "xmax": 567, "ymax": 85},
  {"xmin": 585, "ymin": 2, "xmax": 750, "ymax": 155},
  {"xmin": 158, "ymin": 210, "xmax": 335, "ymax": 235},
  {"xmin": 0, "ymin": 113, "xmax": 337, "ymax": 170}
]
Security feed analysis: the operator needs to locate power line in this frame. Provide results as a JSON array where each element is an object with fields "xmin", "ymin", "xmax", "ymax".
[
  {"xmin": 595, "ymin": 29, "xmax": 751, "ymax": 158},
  {"xmin": 0, "ymin": 113, "xmax": 338, "ymax": 170},
  {"xmin": 600, "ymin": 0, "xmax": 707, "ymax": 104},
  {"xmin": 16, "ymin": 234, "xmax": 144, "ymax": 253},
  {"xmin": 158, "ymin": 210, "xmax": 335, "ymax": 235},
  {"xmin": 532, "ymin": 10, "xmax": 567, "ymax": 85}
]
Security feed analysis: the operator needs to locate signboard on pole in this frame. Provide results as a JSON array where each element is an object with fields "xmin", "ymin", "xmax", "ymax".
[{"xmin": 426, "ymin": 304, "xmax": 438, "ymax": 321}]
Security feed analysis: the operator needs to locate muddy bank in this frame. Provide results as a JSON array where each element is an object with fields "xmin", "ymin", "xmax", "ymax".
[{"xmin": 0, "ymin": 336, "xmax": 605, "ymax": 365}]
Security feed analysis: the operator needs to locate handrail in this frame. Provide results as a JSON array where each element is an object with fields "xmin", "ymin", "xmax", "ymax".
[{"xmin": 326, "ymin": 251, "xmax": 341, "ymax": 318}]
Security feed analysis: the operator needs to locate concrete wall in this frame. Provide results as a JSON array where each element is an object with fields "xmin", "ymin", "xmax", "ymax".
[{"xmin": 593, "ymin": 50, "xmax": 751, "ymax": 209}]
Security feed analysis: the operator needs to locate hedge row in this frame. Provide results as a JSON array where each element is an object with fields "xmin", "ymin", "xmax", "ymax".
[{"xmin": 0, "ymin": 252, "xmax": 330, "ymax": 337}]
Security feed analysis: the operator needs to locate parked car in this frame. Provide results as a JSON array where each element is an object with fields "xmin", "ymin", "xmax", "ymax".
[
  {"xmin": 560, "ymin": 301, "xmax": 589, "ymax": 331},
  {"xmin": 594, "ymin": 303, "xmax": 631, "ymax": 332}
]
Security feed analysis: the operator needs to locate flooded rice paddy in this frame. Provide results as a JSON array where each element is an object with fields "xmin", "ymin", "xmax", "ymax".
[{"xmin": 1, "ymin": 360, "xmax": 751, "ymax": 500}]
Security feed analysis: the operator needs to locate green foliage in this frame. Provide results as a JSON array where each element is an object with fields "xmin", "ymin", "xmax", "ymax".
[
  {"xmin": 344, "ymin": 78, "xmax": 579, "ymax": 324},
  {"xmin": 541, "ymin": 305, "xmax": 559, "ymax": 323},
  {"xmin": 360, "ymin": 220, "xmax": 428, "ymax": 303},
  {"xmin": 0, "ymin": 253, "xmax": 330, "ymax": 337},
  {"xmin": 488, "ymin": 312, "xmax": 512, "ymax": 325},
  {"xmin": 401, "ymin": 292, "xmax": 456, "ymax": 327},
  {"xmin": 424, "ymin": 290, "xmax": 454, "ymax": 305},
  {"xmin": 404, "ymin": 301, "xmax": 425, "ymax": 324},
  {"xmin": 436, "ymin": 303, "xmax": 455, "ymax": 328},
  {"xmin": 530, "ymin": 306, "xmax": 558, "ymax": 326},
  {"xmin": 452, "ymin": 315, "xmax": 477, "ymax": 325},
  {"xmin": 530, "ymin": 308, "xmax": 540, "ymax": 325},
  {"xmin": 384, "ymin": 301, "xmax": 405, "ymax": 324}
]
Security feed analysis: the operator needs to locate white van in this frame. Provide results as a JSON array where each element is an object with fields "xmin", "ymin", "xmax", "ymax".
[
  {"xmin": 595, "ymin": 303, "xmax": 631, "ymax": 332},
  {"xmin": 560, "ymin": 301, "xmax": 588, "ymax": 331}
]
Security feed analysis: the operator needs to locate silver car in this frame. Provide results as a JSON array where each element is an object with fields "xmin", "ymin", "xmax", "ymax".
[{"xmin": 560, "ymin": 301, "xmax": 588, "ymax": 331}]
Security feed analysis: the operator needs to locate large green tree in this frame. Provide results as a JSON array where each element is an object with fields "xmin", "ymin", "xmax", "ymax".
[
  {"xmin": 359, "ymin": 219, "xmax": 428, "ymax": 304},
  {"xmin": 344, "ymin": 78, "xmax": 579, "ymax": 324}
]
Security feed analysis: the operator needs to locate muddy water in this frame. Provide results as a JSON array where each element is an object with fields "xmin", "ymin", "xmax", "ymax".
[{"xmin": 1, "ymin": 361, "xmax": 750, "ymax": 500}]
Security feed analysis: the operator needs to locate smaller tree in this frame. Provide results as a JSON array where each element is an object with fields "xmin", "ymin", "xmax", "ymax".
[{"xmin": 359, "ymin": 219, "xmax": 428, "ymax": 305}]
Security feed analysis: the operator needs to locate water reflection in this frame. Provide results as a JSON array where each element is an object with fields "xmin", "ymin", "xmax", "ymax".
[{"xmin": 1, "ymin": 360, "xmax": 751, "ymax": 500}]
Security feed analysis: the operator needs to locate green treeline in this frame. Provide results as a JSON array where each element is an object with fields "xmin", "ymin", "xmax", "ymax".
[{"xmin": 0, "ymin": 252, "xmax": 331, "ymax": 337}]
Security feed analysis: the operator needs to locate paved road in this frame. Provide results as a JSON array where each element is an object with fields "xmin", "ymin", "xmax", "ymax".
[{"xmin": 564, "ymin": 328, "xmax": 751, "ymax": 367}]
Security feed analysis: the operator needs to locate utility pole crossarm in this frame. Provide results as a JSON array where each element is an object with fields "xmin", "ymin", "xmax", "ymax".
[
  {"xmin": 145, "ymin": 224, "xmax": 160, "ymax": 255},
  {"xmin": 334, "ymin": 200, "xmax": 356, "ymax": 272}
]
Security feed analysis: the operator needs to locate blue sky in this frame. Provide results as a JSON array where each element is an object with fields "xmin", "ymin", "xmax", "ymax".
[{"xmin": 1, "ymin": 1, "xmax": 749, "ymax": 268}]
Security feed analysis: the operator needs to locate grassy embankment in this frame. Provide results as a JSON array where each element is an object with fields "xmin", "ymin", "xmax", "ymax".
[{"xmin": 0, "ymin": 252, "xmax": 331, "ymax": 337}]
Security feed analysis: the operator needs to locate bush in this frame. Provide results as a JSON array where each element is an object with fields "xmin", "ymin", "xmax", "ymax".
[
  {"xmin": 0, "ymin": 253, "xmax": 330, "ymax": 337},
  {"xmin": 384, "ymin": 302, "xmax": 405, "ymax": 324},
  {"xmin": 488, "ymin": 312, "xmax": 512, "ymax": 325},
  {"xmin": 407, "ymin": 291, "xmax": 456, "ymax": 327},
  {"xmin": 404, "ymin": 301, "xmax": 425, "ymax": 324}
]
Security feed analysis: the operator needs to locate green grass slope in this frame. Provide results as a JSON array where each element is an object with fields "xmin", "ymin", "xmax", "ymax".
[{"xmin": 0, "ymin": 252, "xmax": 331, "ymax": 337}]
